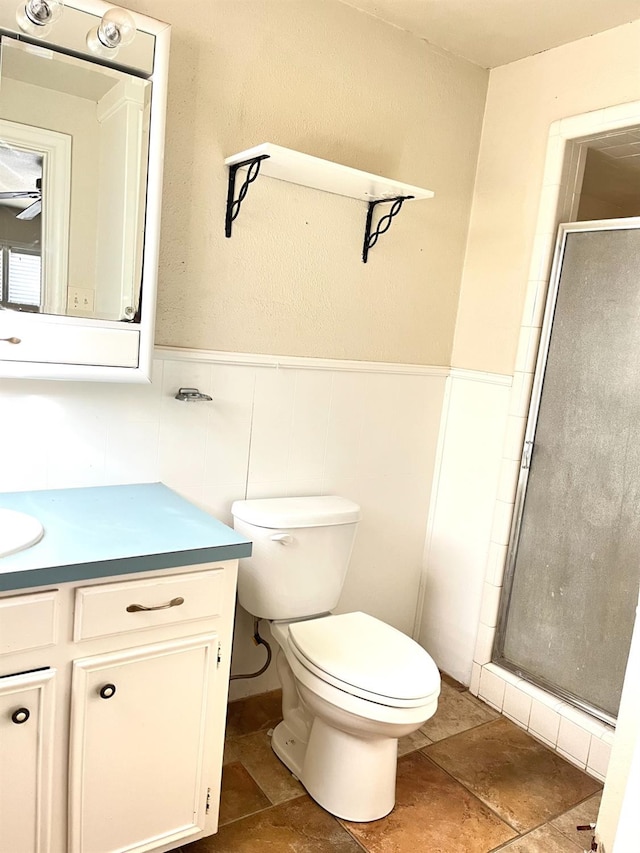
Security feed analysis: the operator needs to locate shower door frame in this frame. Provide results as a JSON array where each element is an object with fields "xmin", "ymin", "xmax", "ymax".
[{"xmin": 493, "ymin": 216, "xmax": 640, "ymax": 728}]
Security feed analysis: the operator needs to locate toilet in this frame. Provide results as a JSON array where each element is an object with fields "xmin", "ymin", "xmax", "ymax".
[{"xmin": 231, "ymin": 495, "xmax": 440, "ymax": 822}]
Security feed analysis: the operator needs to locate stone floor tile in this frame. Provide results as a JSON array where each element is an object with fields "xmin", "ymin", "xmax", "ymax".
[
  {"xmin": 225, "ymin": 688, "xmax": 283, "ymax": 738},
  {"xmin": 550, "ymin": 792, "xmax": 602, "ymax": 847},
  {"xmin": 228, "ymin": 729, "xmax": 304, "ymax": 804},
  {"xmin": 440, "ymin": 671, "xmax": 467, "ymax": 692},
  {"xmin": 182, "ymin": 795, "xmax": 362, "ymax": 852},
  {"xmin": 218, "ymin": 762, "xmax": 271, "ymax": 826},
  {"xmin": 492, "ymin": 823, "xmax": 583, "ymax": 851},
  {"xmin": 342, "ymin": 751, "xmax": 516, "ymax": 853},
  {"xmin": 425, "ymin": 717, "xmax": 601, "ymax": 833},
  {"xmin": 420, "ymin": 680, "xmax": 498, "ymax": 742},
  {"xmin": 223, "ymin": 738, "xmax": 240, "ymax": 766},
  {"xmin": 397, "ymin": 727, "xmax": 432, "ymax": 756}
]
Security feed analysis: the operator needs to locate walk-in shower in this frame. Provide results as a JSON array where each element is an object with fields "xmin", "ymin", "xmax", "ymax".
[{"xmin": 494, "ymin": 218, "xmax": 640, "ymax": 725}]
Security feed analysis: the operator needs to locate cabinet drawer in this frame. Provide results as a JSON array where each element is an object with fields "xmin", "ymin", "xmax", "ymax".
[
  {"xmin": 74, "ymin": 570, "xmax": 224, "ymax": 641},
  {"xmin": 0, "ymin": 313, "xmax": 139, "ymax": 368},
  {"xmin": 0, "ymin": 590, "xmax": 58, "ymax": 655}
]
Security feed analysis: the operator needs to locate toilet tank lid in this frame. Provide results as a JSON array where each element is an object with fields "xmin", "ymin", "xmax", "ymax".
[{"xmin": 231, "ymin": 496, "xmax": 361, "ymax": 529}]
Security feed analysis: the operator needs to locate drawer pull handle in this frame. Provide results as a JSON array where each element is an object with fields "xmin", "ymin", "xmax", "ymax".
[
  {"xmin": 11, "ymin": 707, "xmax": 30, "ymax": 724},
  {"xmin": 126, "ymin": 596, "xmax": 185, "ymax": 613},
  {"xmin": 1, "ymin": 337, "xmax": 21, "ymax": 344},
  {"xmin": 99, "ymin": 684, "xmax": 116, "ymax": 699}
]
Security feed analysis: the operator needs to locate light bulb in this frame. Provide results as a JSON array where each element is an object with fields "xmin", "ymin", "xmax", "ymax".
[
  {"xmin": 16, "ymin": 0, "xmax": 64, "ymax": 37},
  {"xmin": 97, "ymin": 7, "xmax": 136, "ymax": 49}
]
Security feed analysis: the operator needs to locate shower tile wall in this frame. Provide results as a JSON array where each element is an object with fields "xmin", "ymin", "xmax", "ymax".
[
  {"xmin": 419, "ymin": 370, "xmax": 512, "ymax": 685},
  {"xmin": 0, "ymin": 352, "xmax": 446, "ymax": 698}
]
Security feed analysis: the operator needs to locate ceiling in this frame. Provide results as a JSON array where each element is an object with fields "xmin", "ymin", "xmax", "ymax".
[{"xmin": 339, "ymin": 0, "xmax": 640, "ymax": 67}]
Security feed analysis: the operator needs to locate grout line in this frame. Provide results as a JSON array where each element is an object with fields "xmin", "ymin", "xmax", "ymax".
[
  {"xmin": 218, "ymin": 793, "xmax": 308, "ymax": 829},
  {"xmin": 336, "ymin": 821, "xmax": 371, "ymax": 853},
  {"xmin": 421, "ymin": 716, "xmax": 502, "ymax": 746},
  {"xmin": 543, "ymin": 789, "xmax": 603, "ymax": 839},
  {"xmin": 413, "ymin": 750, "xmax": 520, "ymax": 841},
  {"xmin": 487, "ymin": 824, "xmax": 585, "ymax": 852}
]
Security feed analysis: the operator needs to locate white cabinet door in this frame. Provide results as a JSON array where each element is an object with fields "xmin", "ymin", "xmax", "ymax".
[
  {"xmin": 69, "ymin": 634, "xmax": 219, "ymax": 853},
  {"xmin": 0, "ymin": 668, "xmax": 55, "ymax": 853}
]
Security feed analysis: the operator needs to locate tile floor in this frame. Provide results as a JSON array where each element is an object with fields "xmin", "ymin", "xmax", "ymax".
[{"xmin": 182, "ymin": 675, "xmax": 602, "ymax": 852}]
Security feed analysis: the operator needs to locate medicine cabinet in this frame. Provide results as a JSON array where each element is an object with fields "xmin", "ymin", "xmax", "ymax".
[{"xmin": 0, "ymin": 0, "xmax": 170, "ymax": 382}]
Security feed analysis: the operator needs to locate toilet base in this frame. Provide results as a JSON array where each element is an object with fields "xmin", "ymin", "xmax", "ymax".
[
  {"xmin": 271, "ymin": 720, "xmax": 307, "ymax": 780},
  {"xmin": 270, "ymin": 717, "xmax": 396, "ymax": 823},
  {"xmin": 302, "ymin": 715, "xmax": 396, "ymax": 822}
]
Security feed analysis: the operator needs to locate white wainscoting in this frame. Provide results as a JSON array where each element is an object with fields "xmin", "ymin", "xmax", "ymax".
[
  {"xmin": 2, "ymin": 338, "xmax": 619, "ymax": 782},
  {"xmin": 418, "ymin": 369, "xmax": 511, "ymax": 686},
  {"xmin": 0, "ymin": 348, "xmax": 447, "ymax": 700}
]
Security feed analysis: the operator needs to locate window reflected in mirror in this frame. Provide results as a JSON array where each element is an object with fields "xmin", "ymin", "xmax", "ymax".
[{"xmin": 0, "ymin": 37, "xmax": 151, "ymax": 322}]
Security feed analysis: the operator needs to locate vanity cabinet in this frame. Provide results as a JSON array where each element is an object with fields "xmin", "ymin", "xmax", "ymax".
[
  {"xmin": 0, "ymin": 668, "xmax": 55, "ymax": 853},
  {"xmin": 0, "ymin": 560, "xmax": 237, "ymax": 853},
  {"xmin": 69, "ymin": 635, "xmax": 220, "ymax": 853}
]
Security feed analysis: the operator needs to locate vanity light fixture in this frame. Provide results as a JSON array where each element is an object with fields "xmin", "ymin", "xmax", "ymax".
[
  {"xmin": 16, "ymin": 0, "xmax": 64, "ymax": 37},
  {"xmin": 86, "ymin": 6, "xmax": 136, "ymax": 55}
]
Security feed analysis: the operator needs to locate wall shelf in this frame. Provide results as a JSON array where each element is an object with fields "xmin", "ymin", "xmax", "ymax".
[{"xmin": 224, "ymin": 143, "xmax": 434, "ymax": 262}]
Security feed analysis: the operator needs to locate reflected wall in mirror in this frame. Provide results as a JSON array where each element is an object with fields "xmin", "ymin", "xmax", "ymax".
[{"xmin": 0, "ymin": 36, "xmax": 151, "ymax": 322}]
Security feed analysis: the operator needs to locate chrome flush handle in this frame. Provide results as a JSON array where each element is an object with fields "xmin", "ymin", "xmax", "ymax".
[
  {"xmin": 0, "ymin": 337, "xmax": 21, "ymax": 344},
  {"xmin": 270, "ymin": 533, "xmax": 294, "ymax": 545}
]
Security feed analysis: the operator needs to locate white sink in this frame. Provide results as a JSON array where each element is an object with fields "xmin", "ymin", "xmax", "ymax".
[{"xmin": 0, "ymin": 509, "xmax": 44, "ymax": 558}]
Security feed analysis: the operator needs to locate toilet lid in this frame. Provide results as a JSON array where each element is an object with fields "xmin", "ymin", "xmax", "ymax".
[{"xmin": 287, "ymin": 612, "xmax": 440, "ymax": 705}]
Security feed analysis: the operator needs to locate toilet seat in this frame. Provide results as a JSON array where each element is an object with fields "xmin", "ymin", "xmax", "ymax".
[{"xmin": 286, "ymin": 612, "xmax": 440, "ymax": 709}]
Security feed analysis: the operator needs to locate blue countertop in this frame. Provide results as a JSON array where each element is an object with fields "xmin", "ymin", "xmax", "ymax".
[{"xmin": 0, "ymin": 483, "xmax": 251, "ymax": 592}]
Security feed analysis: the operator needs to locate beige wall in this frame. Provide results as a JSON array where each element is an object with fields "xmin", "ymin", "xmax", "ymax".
[
  {"xmin": 125, "ymin": 0, "xmax": 488, "ymax": 365},
  {"xmin": 453, "ymin": 21, "xmax": 640, "ymax": 375}
]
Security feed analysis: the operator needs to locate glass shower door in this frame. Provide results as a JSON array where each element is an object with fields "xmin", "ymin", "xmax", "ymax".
[{"xmin": 494, "ymin": 219, "xmax": 640, "ymax": 723}]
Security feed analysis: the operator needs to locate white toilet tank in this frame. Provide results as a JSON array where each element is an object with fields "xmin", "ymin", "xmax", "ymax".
[{"xmin": 231, "ymin": 496, "xmax": 361, "ymax": 620}]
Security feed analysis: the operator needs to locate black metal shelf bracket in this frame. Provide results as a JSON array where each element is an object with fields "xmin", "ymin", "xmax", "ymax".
[
  {"xmin": 362, "ymin": 195, "xmax": 414, "ymax": 263},
  {"xmin": 225, "ymin": 154, "xmax": 271, "ymax": 238}
]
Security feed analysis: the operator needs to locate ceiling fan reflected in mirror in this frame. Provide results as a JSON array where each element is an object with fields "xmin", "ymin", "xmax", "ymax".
[{"xmin": 0, "ymin": 178, "xmax": 42, "ymax": 220}]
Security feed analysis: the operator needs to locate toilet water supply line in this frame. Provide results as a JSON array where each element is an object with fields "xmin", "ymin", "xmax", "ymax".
[{"xmin": 229, "ymin": 618, "xmax": 273, "ymax": 681}]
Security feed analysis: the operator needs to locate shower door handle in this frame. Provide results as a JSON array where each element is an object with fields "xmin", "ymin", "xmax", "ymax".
[{"xmin": 521, "ymin": 440, "xmax": 534, "ymax": 470}]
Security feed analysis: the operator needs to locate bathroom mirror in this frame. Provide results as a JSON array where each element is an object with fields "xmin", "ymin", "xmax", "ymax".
[
  {"xmin": 0, "ymin": 1, "xmax": 170, "ymax": 382},
  {"xmin": 0, "ymin": 37, "xmax": 151, "ymax": 321}
]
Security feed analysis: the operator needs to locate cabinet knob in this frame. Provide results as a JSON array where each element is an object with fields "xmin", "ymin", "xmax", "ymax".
[
  {"xmin": 11, "ymin": 707, "xmax": 30, "ymax": 724},
  {"xmin": 99, "ymin": 683, "xmax": 116, "ymax": 700}
]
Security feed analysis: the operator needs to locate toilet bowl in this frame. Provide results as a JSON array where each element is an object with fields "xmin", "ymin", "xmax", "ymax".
[
  {"xmin": 231, "ymin": 495, "xmax": 441, "ymax": 822},
  {"xmin": 269, "ymin": 612, "xmax": 440, "ymax": 821}
]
